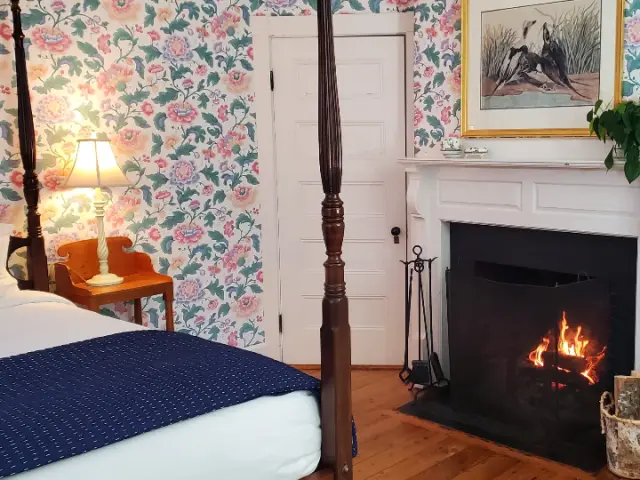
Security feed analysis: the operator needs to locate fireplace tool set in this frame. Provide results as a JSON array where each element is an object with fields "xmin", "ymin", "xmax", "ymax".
[{"xmin": 399, "ymin": 245, "xmax": 449, "ymax": 399}]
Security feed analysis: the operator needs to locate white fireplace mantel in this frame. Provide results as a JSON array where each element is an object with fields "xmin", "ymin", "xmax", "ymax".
[{"xmin": 399, "ymin": 156, "xmax": 640, "ymax": 371}]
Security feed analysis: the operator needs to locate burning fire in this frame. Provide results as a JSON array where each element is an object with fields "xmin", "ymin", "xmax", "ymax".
[{"xmin": 527, "ymin": 311, "xmax": 606, "ymax": 385}]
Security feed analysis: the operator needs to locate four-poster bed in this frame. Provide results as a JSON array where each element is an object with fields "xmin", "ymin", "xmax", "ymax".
[{"xmin": 3, "ymin": 0, "xmax": 353, "ymax": 477}]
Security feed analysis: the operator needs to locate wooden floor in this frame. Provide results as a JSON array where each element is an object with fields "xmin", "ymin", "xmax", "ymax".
[{"xmin": 305, "ymin": 370, "xmax": 622, "ymax": 480}]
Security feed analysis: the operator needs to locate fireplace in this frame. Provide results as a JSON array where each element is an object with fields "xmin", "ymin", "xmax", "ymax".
[{"xmin": 401, "ymin": 223, "xmax": 636, "ymax": 471}]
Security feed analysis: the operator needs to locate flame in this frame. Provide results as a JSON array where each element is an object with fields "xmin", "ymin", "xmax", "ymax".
[{"xmin": 527, "ymin": 311, "xmax": 605, "ymax": 385}]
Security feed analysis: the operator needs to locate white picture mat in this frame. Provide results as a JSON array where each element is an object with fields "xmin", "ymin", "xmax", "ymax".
[{"xmin": 465, "ymin": 0, "xmax": 618, "ymax": 132}]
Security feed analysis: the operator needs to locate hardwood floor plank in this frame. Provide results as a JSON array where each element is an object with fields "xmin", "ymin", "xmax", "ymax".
[
  {"xmin": 452, "ymin": 454, "xmax": 521, "ymax": 480},
  {"xmin": 407, "ymin": 445, "xmax": 493, "ymax": 479}
]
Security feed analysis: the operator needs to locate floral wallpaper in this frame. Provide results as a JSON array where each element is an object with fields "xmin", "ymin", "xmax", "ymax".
[{"xmin": 0, "ymin": 0, "xmax": 634, "ymax": 348}]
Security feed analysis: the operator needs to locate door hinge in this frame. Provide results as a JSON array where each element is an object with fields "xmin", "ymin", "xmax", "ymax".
[
  {"xmin": 278, "ymin": 313, "xmax": 283, "ymax": 333},
  {"xmin": 270, "ymin": 70, "xmax": 274, "ymax": 91}
]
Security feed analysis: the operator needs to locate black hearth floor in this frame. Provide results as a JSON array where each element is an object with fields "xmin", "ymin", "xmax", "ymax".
[{"xmin": 397, "ymin": 397, "xmax": 605, "ymax": 472}]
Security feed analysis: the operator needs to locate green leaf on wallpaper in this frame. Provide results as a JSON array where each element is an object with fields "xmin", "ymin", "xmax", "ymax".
[
  {"xmin": 59, "ymin": 56, "xmax": 83, "ymax": 76},
  {"xmin": 623, "ymin": 81, "xmax": 635, "ymax": 99},
  {"xmin": 139, "ymin": 242, "xmax": 158, "ymax": 254},
  {"xmin": 250, "ymin": 234, "xmax": 260, "ymax": 251},
  {"xmin": 153, "ymin": 88, "xmax": 179, "ymax": 106},
  {"xmin": 45, "ymin": 127, "xmax": 70, "ymax": 146},
  {"xmin": 235, "ymin": 151, "xmax": 257, "ymax": 165},
  {"xmin": 423, "ymin": 95, "xmax": 434, "ymax": 112},
  {"xmin": 45, "ymin": 213, "xmax": 81, "ymax": 234},
  {"xmin": 213, "ymin": 190, "xmax": 226, "ymax": 205},
  {"xmin": 159, "ymin": 211, "xmax": 186, "ymax": 229},
  {"xmin": 427, "ymin": 115, "xmax": 444, "ymax": 132},
  {"xmin": 239, "ymin": 322, "xmax": 257, "ymax": 339},
  {"xmin": 239, "ymin": 59, "xmax": 253, "ymax": 72},
  {"xmin": 204, "ymin": 212, "xmax": 215, "ymax": 228},
  {"xmin": 133, "ymin": 56, "xmax": 145, "ymax": 79},
  {"xmin": 249, "ymin": 0, "xmax": 263, "ymax": 11},
  {"xmin": 0, "ymin": 188, "xmax": 20, "ymax": 201},
  {"xmin": 245, "ymin": 123, "xmax": 256, "ymax": 142},
  {"xmin": 170, "ymin": 65, "xmax": 191, "ymax": 81},
  {"xmin": 414, "ymin": 4, "xmax": 430, "ymax": 22},
  {"xmin": 75, "ymin": 102, "xmax": 101, "ymax": 128},
  {"xmin": 367, "ymin": 0, "xmax": 381, "ymax": 13},
  {"xmin": 240, "ymin": 261, "xmax": 261, "ymax": 278},
  {"xmin": 206, "ymin": 72, "xmax": 220, "ymax": 87},
  {"xmin": 181, "ymin": 262, "xmax": 202, "ymax": 277},
  {"xmin": 218, "ymin": 303, "xmax": 230, "ymax": 317},
  {"xmin": 431, "ymin": 1, "xmax": 445, "ymax": 14},
  {"xmin": 177, "ymin": 187, "xmax": 198, "ymax": 204},
  {"xmin": 148, "ymin": 171, "xmax": 169, "ymax": 190},
  {"xmin": 140, "ymin": 185, "xmax": 153, "ymax": 206},
  {"xmin": 77, "ymin": 41, "xmax": 101, "ymax": 59},
  {"xmin": 179, "ymin": 1, "xmax": 200, "ymax": 19},
  {"xmin": 202, "ymin": 113, "xmax": 221, "ymax": 128},
  {"xmin": 236, "ymin": 213, "xmax": 252, "ymax": 229},
  {"xmin": 84, "ymin": 59, "xmax": 103, "ymax": 72},
  {"xmin": 0, "ymin": 159, "xmax": 12, "ymax": 175},
  {"xmin": 182, "ymin": 304, "xmax": 204, "ymax": 320},
  {"xmin": 21, "ymin": 9, "xmax": 47, "ymax": 29},
  {"xmin": 133, "ymin": 116, "xmax": 151, "ymax": 129},
  {"xmin": 201, "ymin": 165, "xmax": 220, "ymax": 185},
  {"xmin": 415, "ymin": 128, "xmax": 430, "ymax": 146},
  {"xmin": 83, "ymin": 0, "xmax": 100, "ymax": 10},
  {"xmin": 161, "ymin": 236, "xmax": 174, "ymax": 254},
  {"xmin": 33, "ymin": 76, "xmax": 70, "ymax": 94},
  {"xmin": 144, "ymin": 4, "xmax": 156, "ymax": 27},
  {"xmin": 433, "ymin": 72, "xmax": 445, "ymax": 89},
  {"xmin": 194, "ymin": 45, "xmax": 214, "ymax": 67},
  {"xmin": 151, "ymin": 133, "xmax": 164, "ymax": 156},
  {"xmin": 129, "ymin": 217, "xmax": 157, "ymax": 234},
  {"xmin": 4, "ymin": 108, "xmax": 17, "ymax": 117},
  {"xmin": 453, "ymin": 99, "xmax": 461, "ymax": 117},
  {"xmin": 245, "ymin": 174, "xmax": 259, "ymax": 185},
  {"xmin": 208, "ymin": 325, "xmax": 220, "ymax": 341},
  {"xmin": 424, "ymin": 45, "xmax": 440, "ymax": 66},
  {"xmin": 348, "ymin": 0, "xmax": 365, "ymax": 10},
  {"xmin": 121, "ymin": 89, "xmax": 150, "ymax": 105},
  {"xmin": 197, "ymin": 93, "xmax": 209, "ymax": 109},
  {"xmin": 172, "ymin": 143, "xmax": 196, "ymax": 159},
  {"xmin": 0, "ymin": 121, "xmax": 13, "ymax": 146},
  {"xmin": 185, "ymin": 125, "xmax": 205, "ymax": 143},
  {"xmin": 230, "ymin": 99, "xmax": 247, "ymax": 115},
  {"xmin": 140, "ymin": 45, "xmax": 162, "ymax": 62},
  {"xmin": 39, "ymin": 153, "xmax": 58, "ymax": 170},
  {"xmin": 163, "ymin": 18, "xmax": 190, "ymax": 33},
  {"xmin": 208, "ymin": 230, "xmax": 228, "ymax": 245},
  {"xmin": 146, "ymin": 308, "xmax": 159, "ymax": 328},
  {"xmin": 153, "ymin": 113, "xmax": 167, "ymax": 132},
  {"xmin": 193, "ymin": 244, "xmax": 213, "ymax": 261},
  {"xmin": 240, "ymin": 5, "xmax": 251, "ymax": 24},
  {"xmin": 121, "ymin": 160, "xmax": 143, "ymax": 174},
  {"xmin": 71, "ymin": 19, "xmax": 87, "ymax": 37},
  {"xmin": 229, "ymin": 35, "xmax": 251, "ymax": 51},
  {"xmin": 158, "ymin": 257, "xmax": 170, "ymax": 274},
  {"xmin": 113, "ymin": 29, "xmax": 134, "ymax": 47},
  {"xmin": 206, "ymin": 279, "xmax": 224, "ymax": 300}
]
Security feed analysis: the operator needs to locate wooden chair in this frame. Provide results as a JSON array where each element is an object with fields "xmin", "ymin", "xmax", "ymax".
[{"xmin": 54, "ymin": 237, "xmax": 174, "ymax": 331}]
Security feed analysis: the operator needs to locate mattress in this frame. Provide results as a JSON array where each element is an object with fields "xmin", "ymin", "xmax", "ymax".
[{"xmin": 0, "ymin": 290, "xmax": 321, "ymax": 480}]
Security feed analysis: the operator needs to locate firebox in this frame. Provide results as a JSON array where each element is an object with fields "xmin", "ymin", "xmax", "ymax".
[{"xmin": 400, "ymin": 223, "xmax": 636, "ymax": 471}]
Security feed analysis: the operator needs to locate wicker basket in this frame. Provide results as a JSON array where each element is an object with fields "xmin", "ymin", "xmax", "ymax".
[{"xmin": 601, "ymin": 392, "xmax": 640, "ymax": 479}]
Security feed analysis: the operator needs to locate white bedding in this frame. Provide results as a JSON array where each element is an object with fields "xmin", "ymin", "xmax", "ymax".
[{"xmin": 0, "ymin": 291, "xmax": 321, "ymax": 480}]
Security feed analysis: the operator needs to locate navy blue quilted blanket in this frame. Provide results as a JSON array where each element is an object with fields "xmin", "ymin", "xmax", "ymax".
[{"xmin": 0, "ymin": 330, "xmax": 357, "ymax": 477}]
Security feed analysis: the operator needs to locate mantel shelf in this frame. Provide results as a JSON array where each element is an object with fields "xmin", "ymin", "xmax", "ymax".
[{"xmin": 398, "ymin": 157, "xmax": 611, "ymax": 171}]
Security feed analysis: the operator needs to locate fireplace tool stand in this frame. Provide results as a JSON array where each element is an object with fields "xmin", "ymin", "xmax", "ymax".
[{"xmin": 399, "ymin": 245, "xmax": 449, "ymax": 400}]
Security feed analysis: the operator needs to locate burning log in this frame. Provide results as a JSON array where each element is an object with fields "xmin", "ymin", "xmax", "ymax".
[
  {"xmin": 614, "ymin": 376, "xmax": 640, "ymax": 420},
  {"xmin": 541, "ymin": 351, "xmax": 586, "ymax": 373}
]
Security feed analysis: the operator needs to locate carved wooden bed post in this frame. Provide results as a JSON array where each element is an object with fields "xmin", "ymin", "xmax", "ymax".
[
  {"xmin": 317, "ymin": 0, "xmax": 353, "ymax": 478},
  {"xmin": 8, "ymin": 0, "xmax": 49, "ymax": 291}
]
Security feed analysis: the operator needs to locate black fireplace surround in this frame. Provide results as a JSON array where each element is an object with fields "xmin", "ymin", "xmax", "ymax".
[{"xmin": 400, "ymin": 223, "xmax": 636, "ymax": 471}]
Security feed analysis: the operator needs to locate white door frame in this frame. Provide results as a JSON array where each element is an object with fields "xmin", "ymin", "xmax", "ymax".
[{"xmin": 252, "ymin": 13, "xmax": 415, "ymax": 360}]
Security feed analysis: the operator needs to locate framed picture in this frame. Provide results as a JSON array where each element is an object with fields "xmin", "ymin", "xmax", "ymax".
[{"xmin": 461, "ymin": 0, "xmax": 623, "ymax": 137}]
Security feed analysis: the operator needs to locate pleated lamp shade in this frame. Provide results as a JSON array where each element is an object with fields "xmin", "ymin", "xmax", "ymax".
[{"xmin": 65, "ymin": 139, "xmax": 129, "ymax": 188}]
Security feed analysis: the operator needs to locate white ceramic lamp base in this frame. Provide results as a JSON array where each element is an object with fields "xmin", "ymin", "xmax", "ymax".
[{"xmin": 87, "ymin": 272, "xmax": 124, "ymax": 287}]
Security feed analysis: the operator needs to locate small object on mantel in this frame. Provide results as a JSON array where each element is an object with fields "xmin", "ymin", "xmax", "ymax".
[
  {"xmin": 464, "ymin": 147, "xmax": 488, "ymax": 159},
  {"xmin": 614, "ymin": 375, "xmax": 640, "ymax": 420}
]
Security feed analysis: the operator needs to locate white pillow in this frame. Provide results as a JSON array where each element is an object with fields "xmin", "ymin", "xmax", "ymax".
[{"xmin": 0, "ymin": 223, "xmax": 18, "ymax": 291}]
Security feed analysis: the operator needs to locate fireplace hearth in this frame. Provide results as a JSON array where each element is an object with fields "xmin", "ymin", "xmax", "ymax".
[{"xmin": 400, "ymin": 223, "xmax": 636, "ymax": 471}]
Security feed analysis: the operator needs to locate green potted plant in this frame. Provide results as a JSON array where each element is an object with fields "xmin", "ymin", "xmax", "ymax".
[{"xmin": 588, "ymin": 100, "xmax": 640, "ymax": 183}]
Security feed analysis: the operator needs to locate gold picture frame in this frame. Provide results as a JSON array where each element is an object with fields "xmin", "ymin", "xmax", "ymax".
[{"xmin": 461, "ymin": 0, "xmax": 624, "ymax": 138}]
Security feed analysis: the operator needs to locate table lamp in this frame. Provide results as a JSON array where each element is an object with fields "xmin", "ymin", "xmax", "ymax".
[{"xmin": 64, "ymin": 137, "xmax": 130, "ymax": 286}]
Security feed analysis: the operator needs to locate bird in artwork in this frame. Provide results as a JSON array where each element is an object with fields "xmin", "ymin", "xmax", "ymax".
[
  {"xmin": 538, "ymin": 22, "xmax": 587, "ymax": 99},
  {"xmin": 489, "ymin": 45, "xmax": 543, "ymax": 96},
  {"xmin": 522, "ymin": 19, "xmax": 537, "ymax": 41}
]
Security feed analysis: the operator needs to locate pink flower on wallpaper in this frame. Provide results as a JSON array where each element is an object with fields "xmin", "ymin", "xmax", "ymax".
[
  {"xmin": 217, "ymin": 105, "xmax": 229, "ymax": 121},
  {"xmin": 34, "ymin": 95, "xmax": 73, "ymax": 124},
  {"xmin": 384, "ymin": 0, "xmax": 415, "ymax": 7},
  {"xmin": 148, "ymin": 64, "xmax": 164, "ymax": 74},
  {"xmin": 202, "ymin": 184, "xmax": 214, "ymax": 196},
  {"xmin": 41, "ymin": 168, "xmax": 64, "ymax": 191},
  {"xmin": 0, "ymin": 24, "xmax": 12, "ymax": 41},
  {"xmin": 414, "ymin": 109, "xmax": 423, "ymax": 127},
  {"xmin": 155, "ymin": 158, "xmax": 168, "ymax": 168},
  {"xmin": 167, "ymin": 101, "xmax": 198, "ymax": 124},
  {"xmin": 440, "ymin": 106, "xmax": 452, "ymax": 125},
  {"xmin": 106, "ymin": 195, "xmax": 140, "ymax": 227},
  {"xmin": 163, "ymin": 35, "xmax": 193, "ymax": 63},
  {"xmin": 247, "ymin": 46, "xmax": 254, "ymax": 60},
  {"xmin": 222, "ymin": 71, "xmax": 251, "ymax": 94},
  {"xmin": 0, "ymin": 204, "xmax": 15, "ymax": 223},
  {"xmin": 195, "ymin": 65, "xmax": 207, "ymax": 76},
  {"xmin": 208, "ymin": 299, "xmax": 219, "ymax": 310},
  {"xmin": 423, "ymin": 66, "xmax": 435, "ymax": 78},
  {"xmin": 425, "ymin": 26, "xmax": 438, "ymax": 39},
  {"xmin": 251, "ymin": 162, "xmax": 259, "ymax": 175},
  {"xmin": 195, "ymin": 315, "xmax": 206, "ymax": 326},
  {"xmin": 232, "ymin": 295, "xmax": 261, "ymax": 319},
  {"xmin": 78, "ymin": 83, "xmax": 95, "ymax": 98},
  {"xmin": 141, "ymin": 101, "xmax": 154, "ymax": 116},
  {"xmin": 169, "ymin": 159, "xmax": 199, "ymax": 185},
  {"xmin": 97, "ymin": 34, "xmax": 111, "ymax": 54},
  {"xmin": 101, "ymin": 0, "xmax": 142, "ymax": 22},
  {"xmin": 222, "ymin": 243, "xmax": 251, "ymax": 271},
  {"xmin": 155, "ymin": 190, "xmax": 171, "ymax": 200},
  {"xmin": 257, "ymin": 270, "xmax": 263, "ymax": 283},
  {"xmin": 148, "ymin": 30, "xmax": 161, "ymax": 42},
  {"xmin": 174, "ymin": 223, "xmax": 205, "ymax": 244},
  {"xmin": 223, "ymin": 220, "xmax": 234, "ymax": 238},
  {"xmin": 211, "ymin": 10, "xmax": 241, "ymax": 40},
  {"xmin": 627, "ymin": 12, "xmax": 640, "ymax": 47},
  {"xmin": 216, "ymin": 131, "xmax": 246, "ymax": 158},
  {"xmin": 448, "ymin": 65, "xmax": 461, "ymax": 94},
  {"xmin": 148, "ymin": 227, "xmax": 161, "ymax": 241},
  {"xmin": 227, "ymin": 331, "xmax": 239, "ymax": 347},
  {"xmin": 111, "ymin": 128, "xmax": 148, "ymax": 155},
  {"xmin": 230, "ymin": 185, "xmax": 256, "ymax": 208},
  {"xmin": 32, "ymin": 27, "xmax": 72, "ymax": 54},
  {"xmin": 10, "ymin": 171, "xmax": 23, "ymax": 188},
  {"xmin": 97, "ymin": 64, "xmax": 135, "ymax": 96},
  {"xmin": 189, "ymin": 200, "xmax": 200, "ymax": 210},
  {"xmin": 176, "ymin": 278, "xmax": 205, "ymax": 303}
]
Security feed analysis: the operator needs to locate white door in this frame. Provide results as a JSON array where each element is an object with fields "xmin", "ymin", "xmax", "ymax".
[{"xmin": 273, "ymin": 36, "xmax": 406, "ymax": 365}]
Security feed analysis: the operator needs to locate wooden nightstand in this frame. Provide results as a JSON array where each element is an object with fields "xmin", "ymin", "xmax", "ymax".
[{"xmin": 54, "ymin": 237, "xmax": 174, "ymax": 331}]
